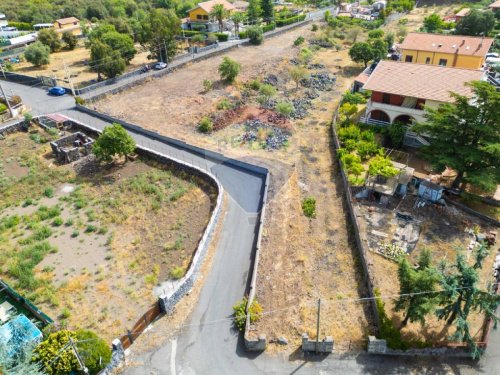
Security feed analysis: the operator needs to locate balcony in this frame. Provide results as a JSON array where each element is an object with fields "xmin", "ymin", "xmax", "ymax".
[{"xmin": 366, "ymin": 100, "xmax": 426, "ymax": 125}]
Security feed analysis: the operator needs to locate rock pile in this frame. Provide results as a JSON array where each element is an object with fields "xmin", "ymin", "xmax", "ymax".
[
  {"xmin": 301, "ymin": 72, "xmax": 336, "ymax": 91},
  {"xmin": 307, "ymin": 63, "xmax": 326, "ymax": 70},
  {"xmin": 263, "ymin": 74, "xmax": 279, "ymax": 86},
  {"xmin": 240, "ymin": 119, "xmax": 290, "ymax": 150},
  {"xmin": 290, "ymin": 97, "xmax": 312, "ymax": 119}
]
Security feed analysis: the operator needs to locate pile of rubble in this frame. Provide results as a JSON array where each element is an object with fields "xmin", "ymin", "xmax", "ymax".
[
  {"xmin": 290, "ymin": 97, "xmax": 313, "ymax": 119},
  {"xmin": 307, "ymin": 63, "xmax": 326, "ymax": 70},
  {"xmin": 263, "ymin": 74, "xmax": 279, "ymax": 86},
  {"xmin": 239, "ymin": 119, "xmax": 290, "ymax": 150},
  {"xmin": 301, "ymin": 72, "xmax": 336, "ymax": 91}
]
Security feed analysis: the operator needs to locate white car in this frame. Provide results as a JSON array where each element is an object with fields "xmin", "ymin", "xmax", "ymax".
[
  {"xmin": 153, "ymin": 62, "xmax": 167, "ymax": 70},
  {"xmin": 485, "ymin": 52, "xmax": 499, "ymax": 59}
]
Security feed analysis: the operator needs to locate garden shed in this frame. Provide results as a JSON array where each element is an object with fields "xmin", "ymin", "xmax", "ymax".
[{"xmin": 418, "ymin": 180, "xmax": 444, "ymax": 202}]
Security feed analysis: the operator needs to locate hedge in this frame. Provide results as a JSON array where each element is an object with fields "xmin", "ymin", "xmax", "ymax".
[
  {"xmin": 275, "ymin": 14, "xmax": 306, "ymax": 27},
  {"xmin": 183, "ymin": 30, "xmax": 228, "ymax": 42},
  {"xmin": 183, "ymin": 30, "xmax": 203, "ymax": 36},
  {"xmin": 7, "ymin": 21, "xmax": 33, "ymax": 31},
  {"xmin": 262, "ymin": 23, "xmax": 276, "ymax": 33},
  {"xmin": 214, "ymin": 33, "xmax": 229, "ymax": 42}
]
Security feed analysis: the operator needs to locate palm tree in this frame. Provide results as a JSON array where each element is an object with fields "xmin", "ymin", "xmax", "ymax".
[
  {"xmin": 231, "ymin": 12, "xmax": 245, "ymax": 36},
  {"xmin": 210, "ymin": 4, "xmax": 228, "ymax": 33}
]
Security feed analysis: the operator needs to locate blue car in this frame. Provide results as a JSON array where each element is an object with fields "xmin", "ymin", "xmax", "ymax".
[{"xmin": 48, "ymin": 86, "xmax": 66, "ymax": 96}]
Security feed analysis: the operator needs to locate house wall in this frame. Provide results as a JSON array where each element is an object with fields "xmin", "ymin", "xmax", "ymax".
[
  {"xmin": 189, "ymin": 8, "xmax": 210, "ymax": 22},
  {"xmin": 53, "ymin": 22, "xmax": 82, "ymax": 36},
  {"xmin": 401, "ymin": 49, "xmax": 483, "ymax": 69},
  {"xmin": 371, "ymin": 91, "xmax": 405, "ymax": 106}
]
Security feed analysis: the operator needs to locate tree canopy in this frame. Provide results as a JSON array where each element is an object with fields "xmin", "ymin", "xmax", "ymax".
[
  {"xmin": 24, "ymin": 42, "xmax": 51, "ymax": 67},
  {"xmin": 415, "ymin": 81, "xmax": 500, "ymax": 191},
  {"xmin": 348, "ymin": 39, "xmax": 387, "ymax": 67},
  {"xmin": 423, "ymin": 13, "xmax": 444, "ymax": 33},
  {"xmin": 37, "ymin": 28, "xmax": 61, "ymax": 52},
  {"xmin": 93, "ymin": 123, "xmax": 136, "ymax": 163},
  {"xmin": 455, "ymin": 9, "xmax": 496, "ymax": 36}
]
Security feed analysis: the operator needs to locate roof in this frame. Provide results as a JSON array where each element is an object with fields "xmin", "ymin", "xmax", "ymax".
[
  {"xmin": 233, "ymin": 0, "xmax": 249, "ymax": 9},
  {"xmin": 399, "ymin": 32, "xmax": 494, "ymax": 57},
  {"xmin": 489, "ymin": 0, "xmax": 500, "ymax": 9},
  {"xmin": 354, "ymin": 70, "xmax": 370, "ymax": 84},
  {"xmin": 46, "ymin": 113, "xmax": 70, "ymax": 123},
  {"xmin": 9, "ymin": 33, "xmax": 37, "ymax": 46},
  {"xmin": 420, "ymin": 179, "xmax": 443, "ymax": 191},
  {"xmin": 189, "ymin": 0, "xmax": 236, "ymax": 13},
  {"xmin": 363, "ymin": 61, "xmax": 484, "ymax": 103},
  {"xmin": 455, "ymin": 8, "xmax": 470, "ymax": 17},
  {"xmin": 55, "ymin": 16, "xmax": 80, "ymax": 25}
]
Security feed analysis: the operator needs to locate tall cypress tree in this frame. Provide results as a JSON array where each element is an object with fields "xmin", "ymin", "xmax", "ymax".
[{"xmin": 261, "ymin": 0, "xmax": 274, "ymax": 24}]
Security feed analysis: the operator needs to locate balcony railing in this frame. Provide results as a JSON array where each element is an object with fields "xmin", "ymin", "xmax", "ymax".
[{"xmin": 368, "ymin": 101, "xmax": 425, "ymax": 118}]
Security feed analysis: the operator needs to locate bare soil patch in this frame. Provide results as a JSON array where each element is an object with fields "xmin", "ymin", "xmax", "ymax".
[{"xmin": 0, "ymin": 128, "xmax": 215, "ymax": 341}]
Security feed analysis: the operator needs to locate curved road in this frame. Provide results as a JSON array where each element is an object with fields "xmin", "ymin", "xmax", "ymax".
[{"xmin": 2, "ymin": 58, "xmax": 499, "ymax": 374}]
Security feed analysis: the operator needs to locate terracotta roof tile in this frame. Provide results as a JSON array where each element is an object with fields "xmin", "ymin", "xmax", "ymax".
[
  {"xmin": 196, "ymin": 0, "xmax": 236, "ymax": 13},
  {"xmin": 55, "ymin": 17, "xmax": 80, "ymax": 25},
  {"xmin": 399, "ymin": 32, "xmax": 493, "ymax": 57},
  {"xmin": 363, "ymin": 61, "xmax": 484, "ymax": 103},
  {"xmin": 489, "ymin": 0, "xmax": 500, "ymax": 9}
]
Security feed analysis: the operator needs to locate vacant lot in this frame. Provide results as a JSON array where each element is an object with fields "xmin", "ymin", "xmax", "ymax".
[
  {"xmin": 14, "ymin": 43, "xmax": 151, "ymax": 88},
  {"xmin": 0, "ymin": 127, "xmax": 215, "ymax": 340}
]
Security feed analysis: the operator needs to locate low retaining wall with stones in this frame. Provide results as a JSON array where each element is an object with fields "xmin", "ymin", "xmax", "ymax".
[
  {"xmin": 367, "ymin": 336, "xmax": 471, "ymax": 358},
  {"xmin": 0, "ymin": 119, "xmax": 26, "ymax": 136}
]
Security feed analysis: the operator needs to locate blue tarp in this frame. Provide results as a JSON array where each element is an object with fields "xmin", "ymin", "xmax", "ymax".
[{"xmin": 0, "ymin": 314, "xmax": 42, "ymax": 355}]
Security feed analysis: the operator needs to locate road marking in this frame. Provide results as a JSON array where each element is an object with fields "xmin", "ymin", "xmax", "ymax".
[{"xmin": 170, "ymin": 338, "xmax": 177, "ymax": 375}]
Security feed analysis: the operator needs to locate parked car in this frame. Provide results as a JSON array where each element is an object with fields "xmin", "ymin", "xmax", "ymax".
[
  {"xmin": 486, "ymin": 52, "xmax": 499, "ymax": 59},
  {"xmin": 48, "ymin": 86, "xmax": 66, "ymax": 96},
  {"xmin": 153, "ymin": 62, "xmax": 167, "ymax": 70}
]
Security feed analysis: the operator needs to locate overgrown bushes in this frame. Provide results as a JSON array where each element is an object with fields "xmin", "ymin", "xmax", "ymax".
[
  {"xmin": 198, "ymin": 117, "xmax": 213, "ymax": 133},
  {"xmin": 302, "ymin": 197, "xmax": 316, "ymax": 218},
  {"xmin": 233, "ymin": 297, "xmax": 263, "ymax": 331},
  {"xmin": 276, "ymin": 14, "xmax": 306, "ymax": 27},
  {"xmin": 247, "ymin": 26, "xmax": 263, "ymax": 45}
]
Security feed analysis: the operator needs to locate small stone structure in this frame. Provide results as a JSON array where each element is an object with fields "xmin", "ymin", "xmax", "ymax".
[
  {"xmin": 244, "ymin": 335, "xmax": 267, "ymax": 351},
  {"xmin": 301, "ymin": 333, "xmax": 334, "ymax": 353},
  {"xmin": 367, "ymin": 336, "xmax": 387, "ymax": 354},
  {"xmin": 50, "ymin": 132, "xmax": 94, "ymax": 164}
]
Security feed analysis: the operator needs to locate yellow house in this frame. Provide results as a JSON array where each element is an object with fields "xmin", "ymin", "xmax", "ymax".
[
  {"xmin": 399, "ymin": 33, "xmax": 494, "ymax": 70},
  {"xmin": 188, "ymin": 0, "xmax": 236, "ymax": 22},
  {"xmin": 53, "ymin": 17, "xmax": 82, "ymax": 37}
]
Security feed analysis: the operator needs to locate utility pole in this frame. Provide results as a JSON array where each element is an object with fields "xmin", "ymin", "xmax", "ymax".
[
  {"xmin": 63, "ymin": 60, "xmax": 76, "ymax": 96},
  {"xmin": 164, "ymin": 39, "xmax": 169, "ymax": 65},
  {"xmin": 0, "ymin": 81, "xmax": 14, "ymax": 117},
  {"xmin": 0, "ymin": 63, "xmax": 6, "ymax": 79},
  {"xmin": 69, "ymin": 337, "xmax": 89, "ymax": 374},
  {"xmin": 315, "ymin": 298, "xmax": 321, "ymax": 354}
]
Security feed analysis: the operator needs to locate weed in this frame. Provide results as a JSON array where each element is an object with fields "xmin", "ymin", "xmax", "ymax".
[
  {"xmin": 169, "ymin": 187, "xmax": 187, "ymax": 202},
  {"xmin": 302, "ymin": 197, "xmax": 316, "ymax": 218},
  {"xmin": 60, "ymin": 308, "xmax": 71, "ymax": 319},
  {"xmin": 43, "ymin": 187, "xmax": 54, "ymax": 198},
  {"xmin": 71, "ymin": 230, "xmax": 79, "ymax": 238},
  {"xmin": 170, "ymin": 266, "xmax": 186, "ymax": 280},
  {"xmin": 65, "ymin": 218, "xmax": 74, "ymax": 227},
  {"xmin": 98, "ymin": 226, "xmax": 108, "ymax": 235},
  {"xmin": 86, "ymin": 209, "xmax": 96, "ymax": 222},
  {"xmin": 85, "ymin": 224, "xmax": 96, "ymax": 233},
  {"xmin": 52, "ymin": 217, "xmax": 63, "ymax": 227},
  {"xmin": 164, "ymin": 237, "xmax": 184, "ymax": 251},
  {"xmin": 104, "ymin": 255, "xmax": 113, "ymax": 261},
  {"xmin": 22, "ymin": 198, "xmax": 33, "ymax": 207}
]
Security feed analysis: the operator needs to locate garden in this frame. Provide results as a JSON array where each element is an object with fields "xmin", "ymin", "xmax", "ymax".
[{"xmin": 0, "ymin": 123, "xmax": 215, "ymax": 342}]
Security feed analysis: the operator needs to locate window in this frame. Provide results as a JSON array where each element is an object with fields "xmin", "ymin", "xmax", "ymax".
[
  {"xmin": 438, "ymin": 58, "xmax": 447, "ymax": 66},
  {"xmin": 197, "ymin": 15, "xmax": 202, "ymax": 20},
  {"xmin": 382, "ymin": 93, "xmax": 391, "ymax": 104},
  {"xmin": 203, "ymin": 15, "xmax": 208, "ymax": 20},
  {"xmin": 405, "ymin": 55, "xmax": 413, "ymax": 62},
  {"xmin": 425, "ymin": 57, "xmax": 431, "ymax": 64}
]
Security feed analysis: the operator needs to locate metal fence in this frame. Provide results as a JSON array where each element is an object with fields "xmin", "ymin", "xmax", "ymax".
[{"xmin": 119, "ymin": 302, "xmax": 163, "ymax": 350}]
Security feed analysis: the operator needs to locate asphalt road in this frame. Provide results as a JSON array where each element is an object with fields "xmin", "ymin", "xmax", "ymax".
[{"xmin": 2, "ymin": 47, "xmax": 499, "ymax": 375}]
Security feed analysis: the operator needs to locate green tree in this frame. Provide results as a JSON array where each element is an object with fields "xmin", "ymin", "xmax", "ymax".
[
  {"xmin": 140, "ymin": 9, "xmax": 180, "ymax": 63},
  {"xmin": 368, "ymin": 155, "xmax": 399, "ymax": 177},
  {"xmin": 24, "ymin": 42, "xmax": 50, "ymax": 67},
  {"xmin": 93, "ymin": 123, "xmax": 136, "ymax": 163},
  {"xmin": 89, "ymin": 39, "xmax": 126, "ymax": 79},
  {"xmin": 369, "ymin": 38, "xmax": 388, "ymax": 61},
  {"xmin": 289, "ymin": 66, "xmax": 308, "ymax": 89},
  {"xmin": 218, "ymin": 56, "xmax": 241, "ymax": 83},
  {"xmin": 62, "ymin": 32, "xmax": 78, "ymax": 50},
  {"xmin": 276, "ymin": 101, "xmax": 294, "ymax": 118},
  {"xmin": 37, "ymin": 28, "xmax": 61, "ymax": 52},
  {"xmin": 368, "ymin": 29, "xmax": 384, "ymax": 39},
  {"xmin": 414, "ymin": 81, "xmax": 500, "ymax": 191},
  {"xmin": 247, "ymin": 0, "xmax": 262, "ymax": 24},
  {"xmin": 32, "ymin": 330, "xmax": 79, "ymax": 375},
  {"xmin": 385, "ymin": 121, "xmax": 406, "ymax": 147},
  {"xmin": 423, "ymin": 13, "xmax": 444, "ymax": 33},
  {"xmin": 261, "ymin": 0, "xmax": 274, "ymax": 24},
  {"xmin": 232, "ymin": 11, "xmax": 245, "ymax": 35},
  {"xmin": 349, "ymin": 42, "xmax": 374, "ymax": 67},
  {"xmin": 385, "ymin": 31, "xmax": 395, "ymax": 48},
  {"xmin": 247, "ymin": 26, "xmax": 263, "ymax": 45},
  {"xmin": 395, "ymin": 250, "xmax": 440, "ymax": 326},
  {"xmin": 436, "ymin": 243, "xmax": 500, "ymax": 358},
  {"xmin": 298, "ymin": 47, "xmax": 314, "ymax": 65},
  {"xmin": 346, "ymin": 26, "xmax": 363, "ymax": 43},
  {"xmin": 210, "ymin": 4, "xmax": 228, "ymax": 33},
  {"xmin": 455, "ymin": 9, "xmax": 495, "ymax": 36},
  {"xmin": 101, "ymin": 29, "xmax": 136, "ymax": 63},
  {"xmin": 75, "ymin": 329, "xmax": 112, "ymax": 375}
]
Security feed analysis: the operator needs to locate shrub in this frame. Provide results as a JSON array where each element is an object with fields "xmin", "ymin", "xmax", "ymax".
[
  {"xmin": 75, "ymin": 329, "xmax": 112, "ymax": 374},
  {"xmin": 71, "ymin": 230, "xmax": 79, "ymax": 238},
  {"xmin": 192, "ymin": 34, "xmax": 205, "ymax": 44},
  {"xmin": 262, "ymin": 23, "xmax": 275, "ymax": 33},
  {"xmin": 60, "ymin": 308, "xmax": 71, "ymax": 319},
  {"xmin": 276, "ymin": 101, "xmax": 294, "ymax": 118},
  {"xmin": 85, "ymin": 225, "xmax": 97, "ymax": 233},
  {"xmin": 198, "ymin": 117, "xmax": 213, "ymax": 133},
  {"xmin": 341, "ymin": 91, "xmax": 367, "ymax": 105},
  {"xmin": 0, "ymin": 103, "xmax": 7, "ymax": 113},
  {"xmin": 43, "ymin": 187, "xmax": 54, "ymax": 198},
  {"xmin": 24, "ymin": 42, "xmax": 50, "ymax": 67},
  {"xmin": 217, "ymin": 98, "xmax": 233, "ymax": 110},
  {"xmin": 368, "ymin": 155, "xmax": 399, "ymax": 178},
  {"xmin": 247, "ymin": 26, "xmax": 264, "ymax": 45},
  {"xmin": 375, "ymin": 288, "xmax": 407, "ymax": 349},
  {"xmin": 385, "ymin": 121, "xmax": 406, "ymax": 147},
  {"xmin": 298, "ymin": 47, "xmax": 314, "ymax": 65},
  {"xmin": 338, "ymin": 125, "xmax": 361, "ymax": 142},
  {"xmin": 218, "ymin": 56, "xmax": 241, "ymax": 83},
  {"xmin": 37, "ymin": 29, "xmax": 61, "ymax": 52},
  {"xmin": 203, "ymin": 79, "xmax": 213, "ymax": 92},
  {"xmin": 357, "ymin": 140, "xmax": 380, "ymax": 161},
  {"xmin": 311, "ymin": 23, "xmax": 318, "ymax": 31},
  {"xmin": 368, "ymin": 29, "xmax": 384, "ymax": 39},
  {"xmin": 302, "ymin": 197, "xmax": 316, "ymax": 218},
  {"xmin": 233, "ymin": 297, "xmax": 263, "ymax": 332},
  {"xmin": 170, "ymin": 266, "xmax": 185, "ymax": 279},
  {"xmin": 32, "ymin": 331, "xmax": 78, "ymax": 375},
  {"xmin": 215, "ymin": 32, "xmax": 229, "ymax": 42},
  {"xmin": 276, "ymin": 14, "xmax": 306, "ymax": 27},
  {"xmin": 248, "ymin": 79, "xmax": 261, "ymax": 90},
  {"xmin": 62, "ymin": 32, "xmax": 78, "ymax": 50},
  {"xmin": 294, "ymin": 36, "xmax": 305, "ymax": 46},
  {"xmin": 75, "ymin": 96, "xmax": 85, "ymax": 105}
]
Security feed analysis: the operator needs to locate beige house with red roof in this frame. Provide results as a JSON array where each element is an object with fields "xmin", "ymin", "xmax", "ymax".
[
  {"xmin": 53, "ymin": 17, "xmax": 82, "ymax": 36},
  {"xmin": 361, "ymin": 61, "xmax": 484, "ymax": 126},
  {"xmin": 489, "ymin": 0, "xmax": 500, "ymax": 11},
  {"xmin": 399, "ymin": 33, "xmax": 493, "ymax": 69}
]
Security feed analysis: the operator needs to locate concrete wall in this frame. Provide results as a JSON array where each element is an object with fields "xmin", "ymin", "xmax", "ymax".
[
  {"xmin": 367, "ymin": 336, "xmax": 473, "ymax": 357},
  {"xmin": 301, "ymin": 334, "xmax": 334, "ymax": 353}
]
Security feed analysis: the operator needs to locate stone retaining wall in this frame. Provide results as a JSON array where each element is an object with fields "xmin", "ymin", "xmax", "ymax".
[{"xmin": 0, "ymin": 119, "xmax": 26, "ymax": 136}]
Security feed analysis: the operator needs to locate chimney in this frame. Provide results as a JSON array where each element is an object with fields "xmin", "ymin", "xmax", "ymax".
[{"xmin": 460, "ymin": 39, "xmax": 465, "ymax": 46}]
